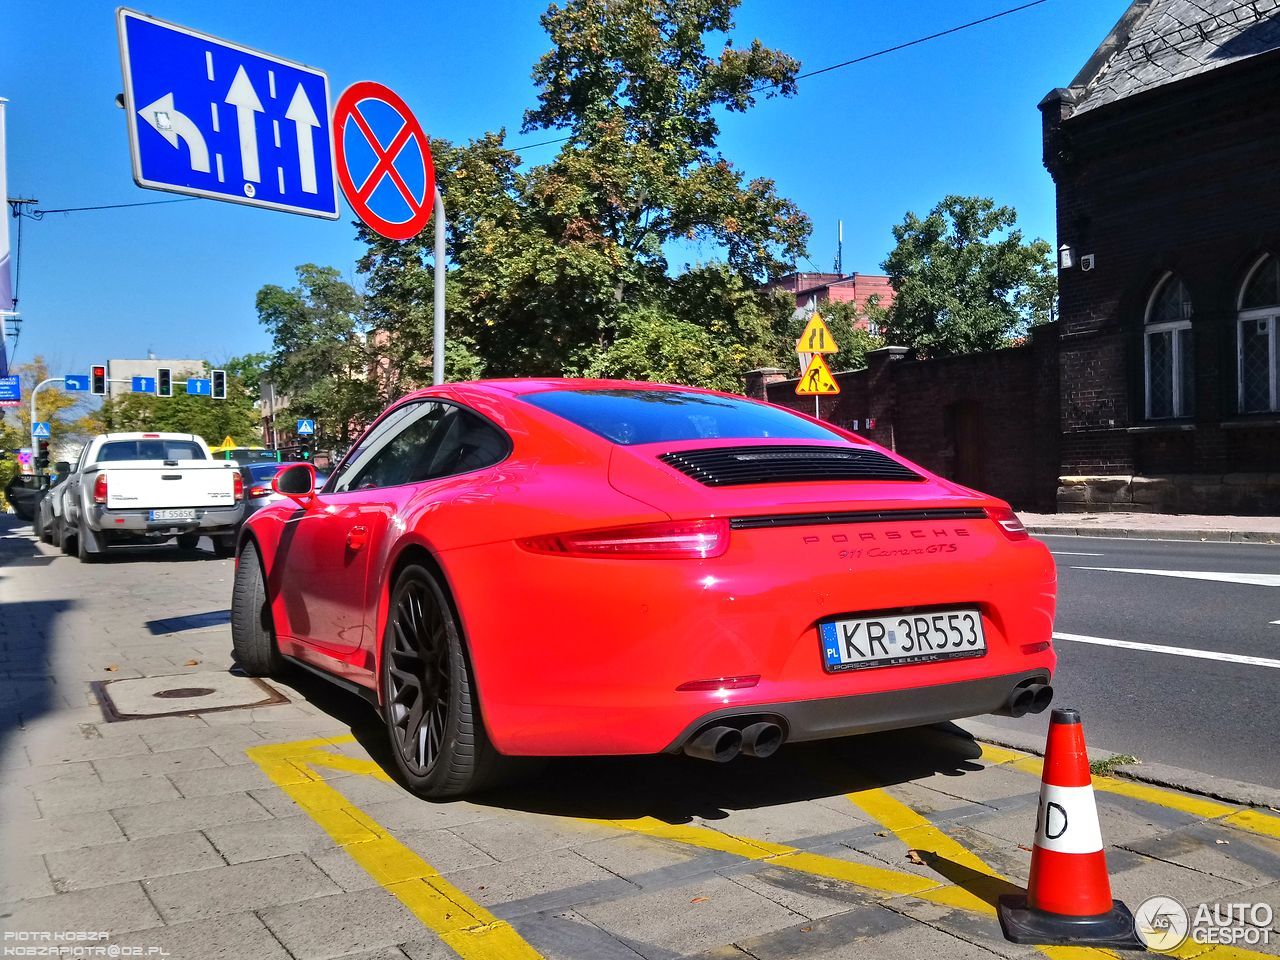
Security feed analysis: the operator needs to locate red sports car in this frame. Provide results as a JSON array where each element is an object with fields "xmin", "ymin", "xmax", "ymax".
[{"xmin": 232, "ymin": 380, "xmax": 1056, "ymax": 797}]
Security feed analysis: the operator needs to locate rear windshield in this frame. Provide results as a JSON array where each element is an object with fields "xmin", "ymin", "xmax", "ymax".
[
  {"xmin": 96, "ymin": 440, "xmax": 207, "ymax": 462},
  {"xmin": 523, "ymin": 389, "xmax": 841, "ymax": 445},
  {"xmin": 245, "ymin": 462, "xmax": 284, "ymax": 480}
]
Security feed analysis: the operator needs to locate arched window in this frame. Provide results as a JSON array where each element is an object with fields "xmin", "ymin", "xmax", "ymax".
[
  {"xmin": 1144, "ymin": 273, "xmax": 1194, "ymax": 419},
  {"xmin": 1238, "ymin": 254, "xmax": 1280, "ymax": 413}
]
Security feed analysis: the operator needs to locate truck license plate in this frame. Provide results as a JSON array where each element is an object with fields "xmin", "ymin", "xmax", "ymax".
[{"xmin": 149, "ymin": 509, "xmax": 196, "ymax": 521}]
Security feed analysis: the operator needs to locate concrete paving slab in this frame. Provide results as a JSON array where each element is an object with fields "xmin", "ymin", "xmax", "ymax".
[
  {"xmin": 101, "ymin": 910, "xmax": 293, "ymax": 960},
  {"xmin": 143, "ymin": 853, "xmax": 343, "ymax": 922},
  {"xmin": 203, "ymin": 811, "xmax": 348, "ymax": 864},
  {"xmin": 313, "ymin": 828, "xmax": 498, "ymax": 892},
  {"xmin": 1107, "ymin": 846, "xmax": 1248, "ymax": 907},
  {"xmin": 447, "ymin": 847, "xmax": 635, "ymax": 916},
  {"xmin": 112, "ymin": 791, "xmax": 274, "ymax": 839},
  {"xmin": 260, "ymin": 887, "xmax": 432, "ymax": 960},
  {"xmin": 722, "ymin": 861, "xmax": 884, "ymax": 922},
  {"xmin": 1123, "ymin": 819, "xmax": 1280, "ymax": 886},
  {"xmin": 17, "ymin": 809, "xmax": 127, "ymax": 856},
  {"xmin": 574, "ymin": 833, "xmax": 704, "ymax": 880},
  {"xmin": 166, "ymin": 759, "xmax": 274, "ymax": 797},
  {"xmin": 0, "ymin": 880, "xmax": 161, "ymax": 936},
  {"xmin": 0, "ymin": 854, "xmax": 55, "ymax": 901},
  {"xmin": 45, "ymin": 830, "xmax": 223, "ymax": 892},
  {"xmin": 448, "ymin": 811, "xmax": 614, "ymax": 863},
  {"xmin": 91, "ymin": 745, "xmax": 227, "ymax": 783},
  {"xmin": 497, "ymin": 908, "xmax": 649, "ymax": 960}
]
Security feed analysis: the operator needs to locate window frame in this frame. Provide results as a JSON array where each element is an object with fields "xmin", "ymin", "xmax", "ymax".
[
  {"xmin": 1236, "ymin": 254, "xmax": 1280, "ymax": 415},
  {"xmin": 1142, "ymin": 272, "xmax": 1194, "ymax": 420},
  {"xmin": 323, "ymin": 397, "xmax": 512, "ymax": 494}
]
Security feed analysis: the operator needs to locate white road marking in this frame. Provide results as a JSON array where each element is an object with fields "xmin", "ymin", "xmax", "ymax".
[
  {"xmin": 1074, "ymin": 566, "xmax": 1280, "ymax": 587},
  {"xmin": 215, "ymin": 154, "xmax": 224, "ymax": 183},
  {"xmin": 205, "ymin": 51, "xmax": 214, "ymax": 81},
  {"xmin": 209, "ymin": 102, "xmax": 220, "ymax": 133},
  {"xmin": 1054, "ymin": 632, "xmax": 1280, "ymax": 670},
  {"xmin": 1271, "ymin": 620, "xmax": 1280, "ymax": 626},
  {"xmin": 1051, "ymin": 551, "xmax": 1104, "ymax": 556}
]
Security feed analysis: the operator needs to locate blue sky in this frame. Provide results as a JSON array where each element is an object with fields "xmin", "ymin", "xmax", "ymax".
[{"xmin": 3, "ymin": 0, "xmax": 1129, "ymax": 377}]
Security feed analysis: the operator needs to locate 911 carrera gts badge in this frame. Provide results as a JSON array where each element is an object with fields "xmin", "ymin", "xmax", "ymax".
[{"xmin": 803, "ymin": 526, "xmax": 969, "ymax": 560}]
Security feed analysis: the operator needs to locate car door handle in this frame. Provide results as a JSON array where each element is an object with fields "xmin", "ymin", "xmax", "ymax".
[{"xmin": 347, "ymin": 525, "xmax": 370, "ymax": 551}]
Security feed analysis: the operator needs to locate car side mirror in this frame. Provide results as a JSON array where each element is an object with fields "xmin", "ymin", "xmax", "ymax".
[{"xmin": 273, "ymin": 463, "xmax": 317, "ymax": 505}]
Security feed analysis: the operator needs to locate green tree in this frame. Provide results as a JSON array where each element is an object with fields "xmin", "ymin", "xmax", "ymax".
[
  {"xmin": 255, "ymin": 265, "xmax": 377, "ymax": 445},
  {"xmin": 781, "ymin": 300, "xmax": 886, "ymax": 377},
  {"xmin": 879, "ymin": 195, "xmax": 1056, "ymax": 358},
  {"xmin": 357, "ymin": 0, "xmax": 810, "ymax": 386},
  {"xmin": 0, "ymin": 357, "xmax": 101, "ymax": 502}
]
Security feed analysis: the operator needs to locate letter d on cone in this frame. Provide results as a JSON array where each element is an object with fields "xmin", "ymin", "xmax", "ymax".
[{"xmin": 997, "ymin": 708, "xmax": 1143, "ymax": 948}]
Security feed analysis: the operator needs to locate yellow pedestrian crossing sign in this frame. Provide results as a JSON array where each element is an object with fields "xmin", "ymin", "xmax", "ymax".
[
  {"xmin": 798, "ymin": 313, "xmax": 838, "ymax": 354},
  {"xmin": 796, "ymin": 354, "xmax": 840, "ymax": 395}
]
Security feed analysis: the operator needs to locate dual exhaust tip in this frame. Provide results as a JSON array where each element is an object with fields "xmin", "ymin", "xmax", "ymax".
[
  {"xmin": 999, "ymin": 682, "xmax": 1054, "ymax": 719},
  {"xmin": 683, "ymin": 720, "xmax": 783, "ymax": 763}
]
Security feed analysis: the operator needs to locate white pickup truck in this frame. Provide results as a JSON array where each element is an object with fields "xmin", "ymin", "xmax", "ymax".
[{"xmin": 62, "ymin": 433, "xmax": 245, "ymax": 562}]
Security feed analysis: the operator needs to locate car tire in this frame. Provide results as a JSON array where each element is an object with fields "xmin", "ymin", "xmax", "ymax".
[
  {"xmin": 212, "ymin": 536, "xmax": 236, "ymax": 559},
  {"xmin": 77, "ymin": 521, "xmax": 98, "ymax": 563},
  {"xmin": 51, "ymin": 516, "xmax": 63, "ymax": 549},
  {"xmin": 60, "ymin": 519, "xmax": 75, "ymax": 556},
  {"xmin": 230, "ymin": 539, "xmax": 282, "ymax": 677},
  {"xmin": 381, "ymin": 564, "xmax": 510, "ymax": 799},
  {"xmin": 176, "ymin": 533, "xmax": 200, "ymax": 551}
]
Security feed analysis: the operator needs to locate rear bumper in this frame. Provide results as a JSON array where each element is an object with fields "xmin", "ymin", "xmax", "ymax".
[
  {"xmin": 90, "ymin": 505, "xmax": 244, "ymax": 535},
  {"xmin": 661, "ymin": 669, "xmax": 1050, "ymax": 752}
]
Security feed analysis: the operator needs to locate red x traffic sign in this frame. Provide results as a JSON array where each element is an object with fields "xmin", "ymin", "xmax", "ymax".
[{"xmin": 333, "ymin": 81, "xmax": 436, "ymax": 241}]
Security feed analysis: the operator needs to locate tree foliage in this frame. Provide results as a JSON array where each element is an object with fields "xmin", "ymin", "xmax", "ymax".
[
  {"xmin": 256, "ymin": 265, "xmax": 378, "ymax": 444},
  {"xmin": 782, "ymin": 300, "xmax": 886, "ymax": 377},
  {"xmin": 355, "ymin": 0, "xmax": 810, "ymax": 388},
  {"xmin": 880, "ymin": 195, "xmax": 1056, "ymax": 358}
]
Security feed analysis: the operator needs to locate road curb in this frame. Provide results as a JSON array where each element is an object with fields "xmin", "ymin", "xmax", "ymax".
[
  {"xmin": 951, "ymin": 719, "xmax": 1280, "ymax": 811},
  {"xmin": 1026, "ymin": 524, "xmax": 1280, "ymax": 543}
]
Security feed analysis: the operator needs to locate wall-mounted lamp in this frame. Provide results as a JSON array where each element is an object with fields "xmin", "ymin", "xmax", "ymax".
[{"xmin": 1058, "ymin": 243, "xmax": 1075, "ymax": 270}]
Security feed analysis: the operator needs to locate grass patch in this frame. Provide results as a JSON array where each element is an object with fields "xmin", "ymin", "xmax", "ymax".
[{"xmin": 1090, "ymin": 754, "xmax": 1139, "ymax": 777}]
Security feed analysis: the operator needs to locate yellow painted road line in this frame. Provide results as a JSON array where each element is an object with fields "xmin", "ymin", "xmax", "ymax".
[{"xmin": 246, "ymin": 740, "xmax": 544, "ymax": 960}]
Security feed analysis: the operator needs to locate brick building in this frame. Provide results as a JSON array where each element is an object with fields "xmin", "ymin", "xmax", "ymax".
[
  {"xmin": 767, "ymin": 272, "xmax": 895, "ymax": 328},
  {"xmin": 1042, "ymin": 0, "xmax": 1280, "ymax": 513}
]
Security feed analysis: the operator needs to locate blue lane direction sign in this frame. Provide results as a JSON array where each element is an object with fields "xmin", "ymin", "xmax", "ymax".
[
  {"xmin": 32, "ymin": 422, "xmax": 52, "ymax": 439},
  {"xmin": 64, "ymin": 375, "xmax": 90, "ymax": 392},
  {"xmin": 296, "ymin": 419, "xmax": 315, "ymax": 436},
  {"xmin": 0, "ymin": 375, "xmax": 20, "ymax": 407},
  {"xmin": 117, "ymin": 9, "xmax": 339, "ymax": 220},
  {"xmin": 131, "ymin": 376, "xmax": 157, "ymax": 394},
  {"xmin": 187, "ymin": 378, "xmax": 212, "ymax": 396}
]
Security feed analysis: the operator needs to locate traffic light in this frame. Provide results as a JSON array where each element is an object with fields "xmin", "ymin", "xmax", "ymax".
[
  {"xmin": 90, "ymin": 364, "xmax": 107, "ymax": 396},
  {"xmin": 156, "ymin": 368, "xmax": 172, "ymax": 398},
  {"xmin": 211, "ymin": 369, "xmax": 227, "ymax": 400},
  {"xmin": 35, "ymin": 440, "xmax": 50, "ymax": 474}
]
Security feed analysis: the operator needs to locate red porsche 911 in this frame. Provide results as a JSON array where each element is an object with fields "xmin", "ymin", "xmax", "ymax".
[{"xmin": 232, "ymin": 379, "xmax": 1056, "ymax": 797}]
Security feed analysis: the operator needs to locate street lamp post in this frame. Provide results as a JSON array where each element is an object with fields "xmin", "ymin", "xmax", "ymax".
[{"xmin": 29, "ymin": 376, "xmax": 60, "ymax": 458}]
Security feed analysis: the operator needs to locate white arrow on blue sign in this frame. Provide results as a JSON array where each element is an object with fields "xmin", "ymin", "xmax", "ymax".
[
  {"xmin": 297, "ymin": 419, "xmax": 315, "ymax": 435},
  {"xmin": 32, "ymin": 422, "xmax": 52, "ymax": 439},
  {"xmin": 64, "ymin": 375, "xmax": 90, "ymax": 392},
  {"xmin": 116, "ymin": 9, "xmax": 339, "ymax": 220},
  {"xmin": 187, "ymin": 378, "xmax": 212, "ymax": 396},
  {"xmin": 131, "ymin": 376, "xmax": 157, "ymax": 393}
]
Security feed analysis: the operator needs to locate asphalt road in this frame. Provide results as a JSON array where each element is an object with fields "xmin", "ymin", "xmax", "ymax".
[{"xmin": 983, "ymin": 535, "xmax": 1280, "ymax": 788}]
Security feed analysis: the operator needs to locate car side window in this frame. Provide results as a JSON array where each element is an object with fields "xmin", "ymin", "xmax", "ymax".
[{"xmin": 328, "ymin": 401, "xmax": 509, "ymax": 493}]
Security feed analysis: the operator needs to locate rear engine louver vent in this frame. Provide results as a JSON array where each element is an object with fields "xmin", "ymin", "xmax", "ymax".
[{"xmin": 659, "ymin": 445, "xmax": 923, "ymax": 486}]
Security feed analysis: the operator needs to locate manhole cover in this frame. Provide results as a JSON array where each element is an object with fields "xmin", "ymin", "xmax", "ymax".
[
  {"xmin": 153, "ymin": 687, "xmax": 217, "ymax": 699},
  {"xmin": 92, "ymin": 671, "xmax": 288, "ymax": 721}
]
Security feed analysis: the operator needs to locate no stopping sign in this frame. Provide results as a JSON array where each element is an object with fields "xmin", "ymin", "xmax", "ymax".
[{"xmin": 333, "ymin": 81, "xmax": 436, "ymax": 240}]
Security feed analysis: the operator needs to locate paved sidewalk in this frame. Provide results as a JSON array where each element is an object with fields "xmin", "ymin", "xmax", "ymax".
[
  {"xmin": 2, "ymin": 514, "xmax": 1279, "ymax": 959},
  {"xmin": 1018, "ymin": 510, "xmax": 1280, "ymax": 542}
]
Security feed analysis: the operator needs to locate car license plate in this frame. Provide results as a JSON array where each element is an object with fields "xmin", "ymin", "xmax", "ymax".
[
  {"xmin": 820, "ymin": 608, "xmax": 986, "ymax": 672},
  {"xmin": 149, "ymin": 509, "xmax": 196, "ymax": 521}
]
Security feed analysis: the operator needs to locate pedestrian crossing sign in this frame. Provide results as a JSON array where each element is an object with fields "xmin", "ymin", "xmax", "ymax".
[{"xmin": 796, "ymin": 355, "xmax": 840, "ymax": 396}]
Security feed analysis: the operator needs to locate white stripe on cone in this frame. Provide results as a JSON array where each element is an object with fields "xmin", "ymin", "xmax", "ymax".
[{"xmin": 1034, "ymin": 783, "xmax": 1103, "ymax": 855}]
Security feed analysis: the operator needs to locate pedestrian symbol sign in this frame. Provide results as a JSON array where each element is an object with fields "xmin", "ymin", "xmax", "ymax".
[
  {"xmin": 796, "ymin": 355, "xmax": 840, "ymax": 396},
  {"xmin": 117, "ymin": 9, "xmax": 339, "ymax": 219},
  {"xmin": 798, "ymin": 313, "xmax": 838, "ymax": 354},
  {"xmin": 297, "ymin": 419, "xmax": 315, "ymax": 436},
  {"xmin": 32, "ymin": 422, "xmax": 52, "ymax": 439}
]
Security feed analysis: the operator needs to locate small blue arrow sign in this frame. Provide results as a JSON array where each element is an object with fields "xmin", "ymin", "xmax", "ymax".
[
  {"xmin": 186, "ymin": 378, "xmax": 212, "ymax": 396},
  {"xmin": 32, "ymin": 422, "xmax": 52, "ymax": 439},
  {"xmin": 131, "ymin": 376, "xmax": 157, "ymax": 393},
  {"xmin": 64, "ymin": 375, "xmax": 90, "ymax": 392},
  {"xmin": 296, "ymin": 419, "xmax": 315, "ymax": 435}
]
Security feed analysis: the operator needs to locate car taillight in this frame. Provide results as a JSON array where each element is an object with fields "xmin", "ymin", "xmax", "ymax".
[
  {"xmin": 93, "ymin": 473, "xmax": 108, "ymax": 505},
  {"xmin": 520, "ymin": 518, "xmax": 730, "ymax": 559},
  {"xmin": 249, "ymin": 485, "xmax": 271, "ymax": 498},
  {"xmin": 233, "ymin": 472, "xmax": 245, "ymax": 502},
  {"xmin": 987, "ymin": 505, "xmax": 1029, "ymax": 541}
]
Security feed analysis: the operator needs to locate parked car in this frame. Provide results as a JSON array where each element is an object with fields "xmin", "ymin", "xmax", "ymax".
[
  {"xmin": 35, "ymin": 461, "xmax": 73, "ymax": 547},
  {"xmin": 232, "ymin": 380, "xmax": 1057, "ymax": 799},
  {"xmin": 235, "ymin": 461, "xmax": 328, "ymax": 530},
  {"xmin": 63, "ymin": 432, "xmax": 244, "ymax": 562},
  {"xmin": 5, "ymin": 474, "xmax": 43, "ymax": 522}
]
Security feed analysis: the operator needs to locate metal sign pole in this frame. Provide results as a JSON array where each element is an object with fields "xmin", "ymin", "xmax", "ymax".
[
  {"xmin": 814, "ymin": 396, "xmax": 820, "ymax": 420},
  {"xmin": 29, "ymin": 376, "xmax": 59, "ymax": 458},
  {"xmin": 432, "ymin": 187, "xmax": 446, "ymax": 386}
]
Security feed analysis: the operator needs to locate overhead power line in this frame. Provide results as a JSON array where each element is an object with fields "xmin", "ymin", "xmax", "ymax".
[
  {"xmin": 26, "ymin": 197, "xmax": 198, "ymax": 220},
  {"xmin": 511, "ymin": 0, "xmax": 1051, "ymax": 152}
]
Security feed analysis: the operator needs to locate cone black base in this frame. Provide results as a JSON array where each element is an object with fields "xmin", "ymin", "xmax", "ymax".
[{"xmin": 997, "ymin": 895, "xmax": 1144, "ymax": 949}]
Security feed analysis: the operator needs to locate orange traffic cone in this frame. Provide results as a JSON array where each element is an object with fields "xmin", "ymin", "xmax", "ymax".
[{"xmin": 997, "ymin": 708, "xmax": 1143, "ymax": 948}]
